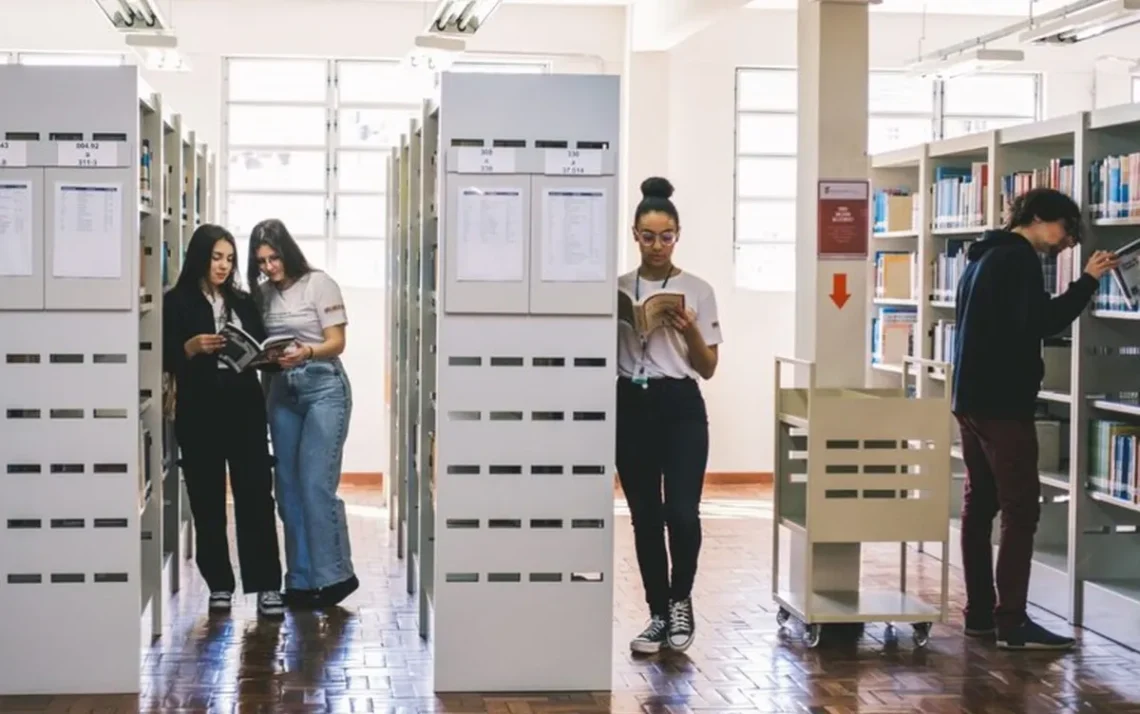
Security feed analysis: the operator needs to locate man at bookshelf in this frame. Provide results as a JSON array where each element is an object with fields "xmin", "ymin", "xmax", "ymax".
[{"xmin": 953, "ymin": 187, "xmax": 1117, "ymax": 651}]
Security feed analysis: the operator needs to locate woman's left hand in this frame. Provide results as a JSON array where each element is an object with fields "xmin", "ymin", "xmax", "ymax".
[
  {"xmin": 668, "ymin": 307, "xmax": 698, "ymax": 336},
  {"xmin": 277, "ymin": 343, "xmax": 310, "ymax": 369}
]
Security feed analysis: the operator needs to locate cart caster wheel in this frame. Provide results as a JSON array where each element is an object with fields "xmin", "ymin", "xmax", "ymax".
[
  {"xmin": 913, "ymin": 622, "xmax": 932, "ymax": 648},
  {"xmin": 803, "ymin": 624, "xmax": 822, "ymax": 648},
  {"xmin": 776, "ymin": 607, "xmax": 791, "ymax": 628}
]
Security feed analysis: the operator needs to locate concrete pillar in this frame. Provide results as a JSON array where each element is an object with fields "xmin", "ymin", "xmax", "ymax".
[{"xmin": 794, "ymin": 0, "xmax": 870, "ymax": 388}]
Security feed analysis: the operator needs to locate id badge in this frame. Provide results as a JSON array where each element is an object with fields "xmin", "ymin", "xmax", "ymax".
[{"xmin": 632, "ymin": 368, "xmax": 649, "ymax": 388}]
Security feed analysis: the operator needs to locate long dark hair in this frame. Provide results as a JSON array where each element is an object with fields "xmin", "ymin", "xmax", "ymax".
[
  {"xmin": 247, "ymin": 218, "xmax": 314, "ymax": 307},
  {"xmin": 172, "ymin": 224, "xmax": 244, "ymax": 320}
]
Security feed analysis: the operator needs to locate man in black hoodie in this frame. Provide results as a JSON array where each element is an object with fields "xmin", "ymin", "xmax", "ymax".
[{"xmin": 953, "ymin": 187, "xmax": 1117, "ymax": 650}]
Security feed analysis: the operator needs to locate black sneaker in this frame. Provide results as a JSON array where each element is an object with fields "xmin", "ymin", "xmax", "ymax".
[
  {"xmin": 668, "ymin": 598, "xmax": 696, "ymax": 651},
  {"xmin": 316, "ymin": 575, "xmax": 359, "ymax": 608},
  {"xmin": 997, "ymin": 619, "xmax": 1075, "ymax": 651},
  {"xmin": 257, "ymin": 591, "xmax": 285, "ymax": 619},
  {"xmin": 283, "ymin": 588, "xmax": 319, "ymax": 609},
  {"xmin": 208, "ymin": 591, "xmax": 233, "ymax": 613},
  {"xmin": 964, "ymin": 614, "xmax": 996, "ymax": 638},
  {"xmin": 630, "ymin": 615, "xmax": 669, "ymax": 654}
]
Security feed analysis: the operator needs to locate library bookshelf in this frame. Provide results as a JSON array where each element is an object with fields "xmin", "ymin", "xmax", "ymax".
[
  {"xmin": 867, "ymin": 106, "xmax": 1140, "ymax": 651},
  {"xmin": 0, "ymin": 66, "xmax": 213, "ymax": 696}
]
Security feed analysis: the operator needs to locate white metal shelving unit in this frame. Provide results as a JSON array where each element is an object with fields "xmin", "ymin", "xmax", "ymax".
[
  {"xmin": 868, "ymin": 105, "xmax": 1140, "ymax": 651},
  {"xmin": 0, "ymin": 66, "xmax": 213, "ymax": 696},
  {"xmin": 772, "ymin": 355, "xmax": 953, "ymax": 648}
]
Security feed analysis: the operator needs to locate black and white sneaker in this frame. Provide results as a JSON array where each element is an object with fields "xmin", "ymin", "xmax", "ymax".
[
  {"xmin": 208, "ymin": 591, "xmax": 233, "ymax": 613},
  {"xmin": 997, "ymin": 619, "xmax": 1075, "ymax": 651},
  {"xmin": 257, "ymin": 591, "xmax": 285, "ymax": 619},
  {"xmin": 964, "ymin": 614, "xmax": 996, "ymax": 638},
  {"xmin": 668, "ymin": 598, "xmax": 696, "ymax": 652},
  {"xmin": 630, "ymin": 615, "xmax": 669, "ymax": 654}
]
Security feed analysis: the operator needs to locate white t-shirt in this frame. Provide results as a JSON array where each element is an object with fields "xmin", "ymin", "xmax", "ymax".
[
  {"xmin": 206, "ymin": 291, "xmax": 241, "ymax": 371},
  {"xmin": 261, "ymin": 271, "xmax": 348, "ymax": 346},
  {"xmin": 617, "ymin": 269, "xmax": 723, "ymax": 380}
]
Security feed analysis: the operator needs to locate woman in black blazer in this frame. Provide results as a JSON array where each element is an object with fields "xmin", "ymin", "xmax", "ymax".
[{"xmin": 163, "ymin": 224, "xmax": 284, "ymax": 618}]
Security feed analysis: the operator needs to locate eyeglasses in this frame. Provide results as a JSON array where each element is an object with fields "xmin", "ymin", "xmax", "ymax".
[
  {"xmin": 636, "ymin": 230, "xmax": 677, "ymax": 246},
  {"xmin": 257, "ymin": 254, "xmax": 282, "ymax": 267}
]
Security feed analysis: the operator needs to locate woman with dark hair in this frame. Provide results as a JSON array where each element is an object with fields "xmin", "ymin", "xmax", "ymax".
[
  {"xmin": 618, "ymin": 177, "xmax": 722, "ymax": 655},
  {"xmin": 163, "ymin": 224, "xmax": 284, "ymax": 618},
  {"xmin": 248, "ymin": 218, "xmax": 357, "ymax": 609}
]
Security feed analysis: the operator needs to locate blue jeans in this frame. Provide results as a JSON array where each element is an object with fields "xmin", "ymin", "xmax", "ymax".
[{"xmin": 267, "ymin": 358, "xmax": 354, "ymax": 591}]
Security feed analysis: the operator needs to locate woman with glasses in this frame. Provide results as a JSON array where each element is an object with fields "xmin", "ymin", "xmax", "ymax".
[
  {"xmin": 618, "ymin": 177, "xmax": 723, "ymax": 656},
  {"xmin": 248, "ymin": 219, "xmax": 357, "ymax": 610}
]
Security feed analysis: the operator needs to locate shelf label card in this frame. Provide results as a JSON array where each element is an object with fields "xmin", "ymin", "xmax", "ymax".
[
  {"xmin": 0, "ymin": 140, "xmax": 28, "ymax": 168},
  {"xmin": 57, "ymin": 140, "xmax": 119, "ymax": 168},
  {"xmin": 544, "ymin": 148, "xmax": 603, "ymax": 176},
  {"xmin": 455, "ymin": 146, "xmax": 516, "ymax": 174}
]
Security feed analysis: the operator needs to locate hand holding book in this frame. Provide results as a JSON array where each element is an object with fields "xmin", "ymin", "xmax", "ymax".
[
  {"xmin": 1085, "ymin": 250, "xmax": 1120, "ymax": 280},
  {"xmin": 185, "ymin": 333, "xmax": 226, "ymax": 358},
  {"xmin": 216, "ymin": 322, "xmax": 298, "ymax": 371}
]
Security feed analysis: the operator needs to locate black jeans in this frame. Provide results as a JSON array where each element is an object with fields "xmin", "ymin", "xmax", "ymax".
[
  {"xmin": 616, "ymin": 376, "xmax": 710, "ymax": 618},
  {"xmin": 176, "ymin": 369, "xmax": 283, "ymax": 594}
]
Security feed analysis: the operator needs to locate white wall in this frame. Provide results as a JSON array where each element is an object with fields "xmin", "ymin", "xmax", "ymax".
[{"xmin": 656, "ymin": 9, "xmax": 1140, "ymax": 473}]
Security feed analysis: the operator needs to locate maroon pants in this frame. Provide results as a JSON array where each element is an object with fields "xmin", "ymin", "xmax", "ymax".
[{"xmin": 955, "ymin": 415, "xmax": 1041, "ymax": 632}]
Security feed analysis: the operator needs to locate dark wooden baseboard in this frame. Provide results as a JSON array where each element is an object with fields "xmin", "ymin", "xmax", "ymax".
[{"xmin": 344, "ymin": 471, "xmax": 772, "ymax": 489}]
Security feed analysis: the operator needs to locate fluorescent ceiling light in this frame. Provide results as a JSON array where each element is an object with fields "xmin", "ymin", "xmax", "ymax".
[
  {"xmin": 908, "ymin": 47, "xmax": 1024, "ymax": 79},
  {"xmin": 91, "ymin": 0, "xmax": 168, "ymax": 31},
  {"xmin": 1020, "ymin": 0, "xmax": 1140, "ymax": 43},
  {"xmin": 124, "ymin": 33, "xmax": 190, "ymax": 72},
  {"xmin": 429, "ymin": 0, "xmax": 502, "ymax": 36}
]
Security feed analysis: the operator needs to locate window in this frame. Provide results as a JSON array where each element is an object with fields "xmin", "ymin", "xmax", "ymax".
[
  {"xmin": 1133, "ymin": 76, "xmax": 1140, "ymax": 103},
  {"xmin": 733, "ymin": 68, "xmax": 1040, "ymax": 291},
  {"xmin": 941, "ymin": 73, "xmax": 1039, "ymax": 140},
  {"xmin": 224, "ymin": 57, "xmax": 548, "ymax": 289},
  {"xmin": 734, "ymin": 68, "xmax": 798, "ymax": 293}
]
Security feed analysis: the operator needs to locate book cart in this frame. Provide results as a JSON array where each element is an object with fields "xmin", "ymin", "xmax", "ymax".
[{"xmin": 772, "ymin": 355, "xmax": 952, "ymax": 648}]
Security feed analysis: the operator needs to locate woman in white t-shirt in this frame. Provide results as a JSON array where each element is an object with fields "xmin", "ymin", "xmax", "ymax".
[
  {"xmin": 248, "ymin": 219, "xmax": 357, "ymax": 610},
  {"xmin": 618, "ymin": 177, "xmax": 723, "ymax": 656}
]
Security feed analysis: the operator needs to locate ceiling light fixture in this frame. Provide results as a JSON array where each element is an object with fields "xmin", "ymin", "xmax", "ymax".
[
  {"xmin": 91, "ymin": 0, "xmax": 168, "ymax": 32},
  {"xmin": 1020, "ymin": 0, "xmax": 1140, "ymax": 43},
  {"xmin": 124, "ymin": 33, "xmax": 190, "ymax": 72},
  {"xmin": 428, "ymin": 0, "xmax": 502, "ymax": 36},
  {"xmin": 907, "ymin": 47, "xmax": 1025, "ymax": 79}
]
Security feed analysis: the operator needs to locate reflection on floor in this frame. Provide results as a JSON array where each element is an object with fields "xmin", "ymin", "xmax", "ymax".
[{"xmin": 5, "ymin": 483, "xmax": 1140, "ymax": 713}]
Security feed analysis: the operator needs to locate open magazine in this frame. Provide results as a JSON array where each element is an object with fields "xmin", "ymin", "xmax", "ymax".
[
  {"xmin": 617, "ymin": 288, "xmax": 685, "ymax": 339},
  {"xmin": 1111, "ymin": 238, "xmax": 1140, "ymax": 309},
  {"xmin": 216, "ymin": 322, "xmax": 296, "ymax": 371}
]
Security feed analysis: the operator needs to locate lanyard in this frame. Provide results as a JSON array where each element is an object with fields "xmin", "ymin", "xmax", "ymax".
[{"xmin": 632, "ymin": 268, "xmax": 672, "ymax": 387}]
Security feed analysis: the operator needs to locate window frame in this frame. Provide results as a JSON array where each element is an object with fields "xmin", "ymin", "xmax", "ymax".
[
  {"xmin": 1132, "ymin": 76, "xmax": 1140, "ymax": 103},
  {"xmin": 222, "ymin": 56, "xmax": 549, "ymax": 289},
  {"xmin": 732, "ymin": 66, "xmax": 1041, "ymax": 292}
]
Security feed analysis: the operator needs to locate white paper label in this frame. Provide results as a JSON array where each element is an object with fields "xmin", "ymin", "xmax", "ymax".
[
  {"xmin": 455, "ymin": 146, "xmax": 516, "ymax": 174},
  {"xmin": 544, "ymin": 148, "xmax": 603, "ymax": 176},
  {"xmin": 57, "ymin": 140, "xmax": 119, "ymax": 168},
  {"xmin": 0, "ymin": 141, "xmax": 28, "ymax": 168}
]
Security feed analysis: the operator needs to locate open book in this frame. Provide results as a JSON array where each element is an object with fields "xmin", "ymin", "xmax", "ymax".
[
  {"xmin": 217, "ymin": 322, "xmax": 296, "ymax": 371},
  {"xmin": 617, "ymin": 288, "xmax": 685, "ymax": 338},
  {"xmin": 1111, "ymin": 238, "xmax": 1140, "ymax": 309}
]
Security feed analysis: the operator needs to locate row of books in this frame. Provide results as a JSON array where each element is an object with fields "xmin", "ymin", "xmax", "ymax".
[
  {"xmin": 870, "ymin": 306, "xmax": 916, "ymax": 367},
  {"xmin": 873, "ymin": 251, "xmax": 917, "ymax": 300},
  {"xmin": 933, "ymin": 163, "xmax": 988, "ymax": 231},
  {"xmin": 872, "ymin": 189, "xmax": 917, "ymax": 234},
  {"xmin": 932, "ymin": 319, "xmax": 956, "ymax": 365},
  {"xmin": 1090, "ymin": 153, "xmax": 1138, "ymax": 221},
  {"xmin": 1089, "ymin": 419, "xmax": 1140, "ymax": 503},
  {"xmin": 139, "ymin": 140, "xmax": 200, "ymax": 218},
  {"xmin": 999, "ymin": 159, "xmax": 1075, "ymax": 224},
  {"xmin": 931, "ymin": 239, "xmax": 971, "ymax": 302}
]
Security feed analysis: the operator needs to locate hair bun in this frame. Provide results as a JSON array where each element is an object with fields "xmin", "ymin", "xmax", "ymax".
[{"xmin": 641, "ymin": 177, "xmax": 674, "ymax": 200}]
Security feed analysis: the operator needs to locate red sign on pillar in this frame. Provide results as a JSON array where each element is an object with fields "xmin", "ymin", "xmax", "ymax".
[{"xmin": 817, "ymin": 179, "xmax": 870, "ymax": 259}]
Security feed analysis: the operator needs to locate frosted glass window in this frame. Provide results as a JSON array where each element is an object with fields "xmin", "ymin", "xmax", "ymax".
[
  {"xmin": 228, "ymin": 150, "xmax": 326, "ymax": 192},
  {"xmin": 335, "ymin": 240, "xmax": 387, "ymax": 288},
  {"xmin": 869, "ymin": 72, "xmax": 934, "ymax": 114},
  {"xmin": 338, "ymin": 151, "xmax": 388, "ymax": 193},
  {"xmin": 229, "ymin": 59, "xmax": 327, "ymax": 103},
  {"xmin": 735, "ymin": 243, "xmax": 796, "ymax": 292},
  {"xmin": 337, "ymin": 61, "xmax": 420, "ymax": 105},
  {"xmin": 736, "ymin": 200, "xmax": 796, "ymax": 244},
  {"xmin": 943, "ymin": 116, "xmax": 1029, "ymax": 140},
  {"xmin": 737, "ymin": 68, "xmax": 797, "ymax": 112},
  {"xmin": 738, "ymin": 157, "xmax": 796, "ymax": 199},
  {"xmin": 869, "ymin": 116, "xmax": 934, "ymax": 154},
  {"xmin": 339, "ymin": 108, "xmax": 417, "ymax": 148},
  {"xmin": 336, "ymin": 194, "xmax": 387, "ymax": 238},
  {"xmin": 738, "ymin": 114, "xmax": 797, "ymax": 156},
  {"xmin": 228, "ymin": 105, "xmax": 327, "ymax": 147},
  {"xmin": 227, "ymin": 193, "xmax": 326, "ymax": 240},
  {"xmin": 944, "ymin": 74, "xmax": 1037, "ymax": 117}
]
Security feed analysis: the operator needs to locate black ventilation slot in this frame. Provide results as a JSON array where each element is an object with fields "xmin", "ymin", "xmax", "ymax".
[
  {"xmin": 445, "ymin": 572, "xmax": 479, "ymax": 582},
  {"xmin": 5, "ymin": 131, "xmax": 39, "ymax": 140},
  {"xmin": 530, "ymin": 465, "xmax": 563, "ymax": 475},
  {"xmin": 50, "ymin": 409, "xmax": 84, "ymax": 419},
  {"xmin": 577, "ymin": 141, "xmax": 610, "ymax": 150},
  {"xmin": 49, "ymin": 132, "xmax": 83, "ymax": 141},
  {"xmin": 446, "ymin": 465, "xmax": 480, "ymax": 475},
  {"xmin": 573, "ymin": 411, "xmax": 606, "ymax": 422},
  {"xmin": 8, "ymin": 574, "xmax": 41, "ymax": 584},
  {"xmin": 7, "ymin": 409, "xmax": 41, "ymax": 419},
  {"xmin": 451, "ymin": 138, "xmax": 484, "ymax": 147},
  {"xmin": 530, "ymin": 519, "xmax": 563, "ymax": 529},
  {"xmin": 445, "ymin": 519, "xmax": 479, "ymax": 529},
  {"xmin": 488, "ymin": 464, "xmax": 521, "ymax": 475},
  {"xmin": 94, "ymin": 518, "xmax": 129, "ymax": 528},
  {"xmin": 530, "ymin": 572, "xmax": 563, "ymax": 583},
  {"xmin": 49, "ymin": 354, "xmax": 84, "ymax": 364},
  {"xmin": 5, "ymin": 353, "xmax": 40, "ymax": 364},
  {"xmin": 489, "ymin": 357, "xmax": 524, "ymax": 367},
  {"xmin": 536, "ymin": 140, "xmax": 569, "ymax": 148},
  {"xmin": 51, "ymin": 464, "xmax": 84, "ymax": 474},
  {"xmin": 493, "ymin": 139, "xmax": 526, "ymax": 148},
  {"xmin": 93, "ymin": 408, "xmax": 128, "ymax": 419},
  {"xmin": 93, "ymin": 353, "xmax": 128, "ymax": 364},
  {"xmin": 92, "ymin": 132, "xmax": 127, "ymax": 142},
  {"xmin": 573, "ymin": 357, "xmax": 606, "ymax": 368},
  {"xmin": 7, "ymin": 464, "xmax": 41, "ymax": 474},
  {"xmin": 50, "ymin": 519, "xmax": 85, "ymax": 529},
  {"xmin": 93, "ymin": 463, "xmax": 128, "ymax": 474},
  {"xmin": 487, "ymin": 572, "xmax": 521, "ymax": 583},
  {"xmin": 572, "ymin": 465, "xmax": 607, "ymax": 475},
  {"xmin": 533, "ymin": 357, "xmax": 565, "ymax": 367},
  {"xmin": 448, "ymin": 356, "xmax": 482, "ymax": 366},
  {"xmin": 488, "ymin": 519, "xmax": 522, "ymax": 529},
  {"xmin": 489, "ymin": 411, "xmax": 523, "ymax": 421},
  {"xmin": 571, "ymin": 519, "xmax": 605, "ymax": 529},
  {"xmin": 532, "ymin": 411, "xmax": 564, "ymax": 421},
  {"xmin": 51, "ymin": 573, "xmax": 86, "ymax": 584},
  {"xmin": 7, "ymin": 519, "xmax": 42, "ymax": 529}
]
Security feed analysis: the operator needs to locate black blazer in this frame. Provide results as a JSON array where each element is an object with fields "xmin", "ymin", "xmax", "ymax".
[{"xmin": 163, "ymin": 286, "xmax": 268, "ymax": 419}]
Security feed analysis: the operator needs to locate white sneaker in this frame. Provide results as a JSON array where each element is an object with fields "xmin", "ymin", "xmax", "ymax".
[
  {"xmin": 208, "ymin": 591, "xmax": 233, "ymax": 613},
  {"xmin": 258, "ymin": 591, "xmax": 285, "ymax": 618}
]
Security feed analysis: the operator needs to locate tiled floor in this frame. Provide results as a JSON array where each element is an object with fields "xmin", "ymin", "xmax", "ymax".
[{"xmin": 6, "ymin": 484, "xmax": 1140, "ymax": 713}]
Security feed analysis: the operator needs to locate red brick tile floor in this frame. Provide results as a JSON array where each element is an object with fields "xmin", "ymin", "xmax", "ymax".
[{"xmin": 5, "ymin": 483, "xmax": 1140, "ymax": 713}]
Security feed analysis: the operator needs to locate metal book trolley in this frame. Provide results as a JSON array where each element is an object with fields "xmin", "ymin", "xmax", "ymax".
[{"xmin": 772, "ymin": 355, "xmax": 952, "ymax": 648}]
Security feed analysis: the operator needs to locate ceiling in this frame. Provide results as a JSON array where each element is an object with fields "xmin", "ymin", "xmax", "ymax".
[{"xmin": 506, "ymin": 0, "xmax": 1066, "ymax": 16}]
